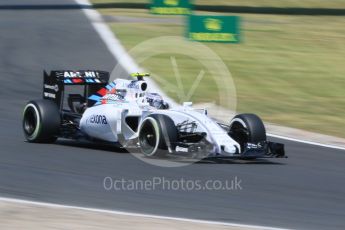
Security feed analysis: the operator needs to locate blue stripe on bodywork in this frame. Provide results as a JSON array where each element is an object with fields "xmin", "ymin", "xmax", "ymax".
[{"xmin": 88, "ymin": 95, "xmax": 101, "ymax": 101}]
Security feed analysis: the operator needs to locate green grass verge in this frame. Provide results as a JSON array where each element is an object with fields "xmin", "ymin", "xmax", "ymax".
[
  {"xmin": 91, "ymin": 0, "xmax": 345, "ymax": 9},
  {"xmin": 90, "ymin": 3, "xmax": 345, "ymax": 138}
]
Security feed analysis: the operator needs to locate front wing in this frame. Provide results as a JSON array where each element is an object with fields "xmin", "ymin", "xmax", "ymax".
[{"xmin": 173, "ymin": 141, "xmax": 286, "ymax": 159}]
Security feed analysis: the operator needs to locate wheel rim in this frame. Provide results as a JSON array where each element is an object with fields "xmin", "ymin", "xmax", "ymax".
[
  {"xmin": 139, "ymin": 118, "xmax": 159, "ymax": 156},
  {"xmin": 23, "ymin": 106, "xmax": 38, "ymax": 137}
]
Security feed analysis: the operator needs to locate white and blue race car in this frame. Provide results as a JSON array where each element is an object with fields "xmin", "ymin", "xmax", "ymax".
[{"xmin": 22, "ymin": 70, "xmax": 285, "ymax": 159}]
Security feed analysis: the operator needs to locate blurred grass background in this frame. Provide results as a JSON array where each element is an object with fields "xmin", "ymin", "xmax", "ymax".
[
  {"xmin": 91, "ymin": 0, "xmax": 345, "ymax": 138},
  {"xmin": 93, "ymin": 0, "xmax": 345, "ymax": 9}
]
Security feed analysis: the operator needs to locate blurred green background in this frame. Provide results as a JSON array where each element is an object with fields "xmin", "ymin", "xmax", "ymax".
[{"xmin": 91, "ymin": 0, "xmax": 345, "ymax": 138}]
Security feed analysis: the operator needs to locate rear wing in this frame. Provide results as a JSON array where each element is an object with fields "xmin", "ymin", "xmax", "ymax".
[{"xmin": 43, "ymin": 70, "xmax": 109, "ymax": 109}]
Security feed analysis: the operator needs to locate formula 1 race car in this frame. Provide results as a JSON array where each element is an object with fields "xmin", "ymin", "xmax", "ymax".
[{"xmin": 22, "ymin": 70, "xmax": 285, "ymax": 159}]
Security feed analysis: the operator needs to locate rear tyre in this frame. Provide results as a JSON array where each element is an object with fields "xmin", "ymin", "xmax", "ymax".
[
  {"xmin": 23, "ymin": 99, "xmax": 61, "ymax": 143},
  {"xmin": 138, "ymin": 114, "xmax": 178, "ymax": 158},
  {"xmin": 229, "ymin": 113, "xmax": 266, "ymax": 152}
]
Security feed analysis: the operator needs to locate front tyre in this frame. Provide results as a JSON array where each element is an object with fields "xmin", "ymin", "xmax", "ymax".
[
  {"xmin": 138, "ymin": 114, "xmax": 178, "ymax": 158},
  {"xmin": 22, "ymin": 100, "xmax": 61, "ymax": 143},
  {"xmin": 229, "ymin": 113, "xmax": 266, "ymax": 152}
]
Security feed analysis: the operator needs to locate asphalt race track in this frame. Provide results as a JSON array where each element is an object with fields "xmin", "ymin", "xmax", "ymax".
[{"xmin": 0, "ymin": 1, "xmax": 344, "ymax": 229}]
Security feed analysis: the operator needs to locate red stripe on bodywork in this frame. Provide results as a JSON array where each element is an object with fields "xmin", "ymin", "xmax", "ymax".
[
  {"xmin": 97, "ymin": 88, "xmax": 108, "ymax": 96},
  {"xmin": 72, "ymin": 78, "xmax": 84, "ymax": 83},
  {"xmin": 109, "ymin": 88, "xmax": 116, "ymax": 94}
]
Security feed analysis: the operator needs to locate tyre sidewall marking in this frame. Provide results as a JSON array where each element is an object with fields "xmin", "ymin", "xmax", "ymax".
[
  {"xmin": 229, "ymin": 118, "xmax": 247, "ymax": 129},
  {"xmin": 23, "ymin": 103, "xmax": 41, "ymax": 140}
]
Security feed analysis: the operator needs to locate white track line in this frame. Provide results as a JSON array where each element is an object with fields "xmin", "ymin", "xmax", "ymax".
[
  {"xmin": 75, "ymin": 0, "xmax": 141, "ymax": 73},
  {"xmin": 267, "ymin": 133, "xmax": 345, "ymax": 151},
  {"xmin": 0, "ymin": 196, "xmax": 290, "ymax": 230},
  {"xmin": 75, "ymin": 0, "xmax": 177, "ymax": 107}
]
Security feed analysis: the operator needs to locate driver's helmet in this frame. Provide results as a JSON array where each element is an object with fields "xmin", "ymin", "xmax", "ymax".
[{"xmin": 146, "ymin": 93, "xmax": 169, "ymax": 109}]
